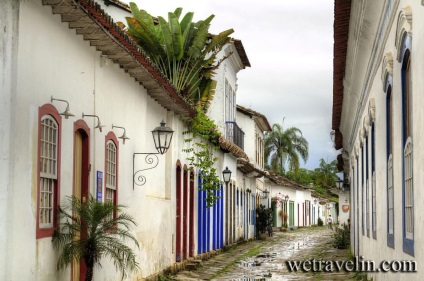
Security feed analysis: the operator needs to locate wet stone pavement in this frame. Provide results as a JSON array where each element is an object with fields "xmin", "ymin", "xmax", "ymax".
[{"xmin": 169, "ymin": 227, "xmax": 357, "ymax": 281}]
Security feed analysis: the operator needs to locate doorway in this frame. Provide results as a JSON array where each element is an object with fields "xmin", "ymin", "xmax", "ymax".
[{"xmin": 72, "ymin": 123, "xmax": 90, "ymax": 281}]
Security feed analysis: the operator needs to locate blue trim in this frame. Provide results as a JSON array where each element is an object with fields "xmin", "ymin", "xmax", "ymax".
[
  {"xmin": 352, "ymin": 168, "xmax": 356, "ymax": 255},
  {"xmin": 206, "ymin": 198, "xmax": 210, "ymax": 253},
  {"xmin": 197, "ymin": 175, "xmax": 203, "ymax": 254},
  {"xmin": 361, "ymin": 145, "xmax": 364, "ymax": 236},
  {"xmin": 366, "ymin": 134, "xmax": 370, "ymax": 237},
  {"xmin": 356, "ymin": 157, "xmax": 360, "ymax": 255},
  {"xmin": 385, "ymin": 78, "xmax": 394, "ymax": 249},
  {"xmin": 212, "ymin": 189, "xmax": 217, "ymax": 250},
  {"xmin": 371, "ymin": 122, "xmax": 377, "ymax": 240},
  {"xmin": 220, "ymin": 184, "xmax": 224, "ymax": 248},
  {"xmin": 401, "ymin": 43, "xmax": 414, "ymax": 256}
]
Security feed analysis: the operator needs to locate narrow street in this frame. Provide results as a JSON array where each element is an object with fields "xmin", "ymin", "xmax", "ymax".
[{"xmin": 168, "ymin": 227, "xmax": 357, "ymax": 281}]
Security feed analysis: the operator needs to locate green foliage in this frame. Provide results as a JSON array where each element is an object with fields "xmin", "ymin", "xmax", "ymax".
[
  {"xmin": 286, "ymin": 168, "xmax": 313, "ymax": 185},
  {"xmin": 183, "ymin": 108, "xmax": 221, "ymax": 207},
  {"xmin": 333, "ymin": 223, "xmax": 350, "ymax": 249},
  {"xmin": 256, "ymin": 204, "xmax": 273, "ymax": 234},
  {"xmin": 264, "ymin": 122, "xmax": 309, "ymax": 175},
  {"xmin": 52, "ymin": 196, "xmax": 139, "ymax": 281},
  {"xmin": 317, "ymin": 217, "xmax": 323, "ymax": 226},
  {"xmin": 121, "ymin": 3, "xmax": 234, "ymax": 110},
  {"xmin": 314, "ymin": 158, "xmax": 338, "ymax": 189}
]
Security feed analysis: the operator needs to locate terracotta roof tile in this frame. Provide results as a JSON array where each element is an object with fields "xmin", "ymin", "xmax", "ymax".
[{"xmin": 332, "ymin": 0, "xmax": 351, "ymax": 150}]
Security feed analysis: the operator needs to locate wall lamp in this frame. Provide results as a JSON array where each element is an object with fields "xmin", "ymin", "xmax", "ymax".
[
  {"xmin": 51, "ymin": 96, "xmax": 75, "ymax": 119},
  {"xmin": 82, "ymin": 113, "xmax": 105, "ymax": 132},
  {"xmin": 261, "ymin": 189, "xmax": 270, "ymax": 199},
  {"xmin": 222, "ymin": 167, "xmax": 232, "ymax": 185},
  {"xmin": 133, "ymin": 121, "xmax": 174, "ymax": 187},
  {"xmin": 112, "ymin": 125, "xmax": 130, "ymax": 144}
]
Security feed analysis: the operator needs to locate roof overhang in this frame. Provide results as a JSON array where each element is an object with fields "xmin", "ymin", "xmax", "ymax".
[
  {"xmin": 43, "ymin": 0, "xmax": 196, "ymax": 120},
  {"xmin": 332, "ymin": 0, "xmax": 352, "ymax": 150}
]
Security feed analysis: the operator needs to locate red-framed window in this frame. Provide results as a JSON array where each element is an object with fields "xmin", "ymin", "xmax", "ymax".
[
  {"xmin": 105, "ymin": 132, "xmax": 119, "ymax": 208},
  {"xmin": 36, "ymin": 104, "xmax": 62, "ymax": 239}
]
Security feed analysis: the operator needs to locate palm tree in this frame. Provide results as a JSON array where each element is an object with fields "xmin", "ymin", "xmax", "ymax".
[
  {"xmin": 119, "ymin": 3, "xmax": 234, "ymax": 111},
  {"xmin": 52, "ymin": 195, "xmax": 139, "ymax": 281},
  {"xmin": 314, "ymin": 158, "xmax": 338, "ymax": 189},
  {"xmin": 264, "ymin": 123, "xmax": 309, "ymax": 175}
]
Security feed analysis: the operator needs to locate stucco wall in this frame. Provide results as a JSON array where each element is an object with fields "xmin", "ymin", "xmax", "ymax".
[
  {"xmin": 0, "ymin": 1, "xmax": 20, "ymax": 279},
  {"xmin": 341, "ymin": 1, "xmax": 424, "ymax": 280}
]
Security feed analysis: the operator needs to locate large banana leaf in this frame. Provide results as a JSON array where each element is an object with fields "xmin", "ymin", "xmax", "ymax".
[
  {"xmin": 124, "ymin": 3, "xmax": 234, "ymax": 111},
  {"xmin": 168, "ymin": 12, "xmax": 184, "ymax": 60}
]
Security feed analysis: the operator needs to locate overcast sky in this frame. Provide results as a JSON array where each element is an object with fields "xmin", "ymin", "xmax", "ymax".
[{"xmin": 127, "ymin": 0, "xmax": 338, "ymax": 170}]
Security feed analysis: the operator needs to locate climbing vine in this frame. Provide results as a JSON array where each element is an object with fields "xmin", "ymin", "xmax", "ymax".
[{"xmin": 183, "ymin": 108, "xmax": 221, "ymax": 207}]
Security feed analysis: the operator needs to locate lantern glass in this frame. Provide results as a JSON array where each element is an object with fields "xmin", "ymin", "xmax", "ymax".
[
  {"xmin": 222, "ymin": 167, "xmax": 232, "ymax": 184},
  {"xmin": 152, "ymin": 121, "xmax": 174, "ymax": 154}
]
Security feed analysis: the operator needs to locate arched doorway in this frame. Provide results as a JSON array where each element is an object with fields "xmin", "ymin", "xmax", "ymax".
[{"xmin": 72, "ymin": 120, "xmax": 90, "ymax": 281}]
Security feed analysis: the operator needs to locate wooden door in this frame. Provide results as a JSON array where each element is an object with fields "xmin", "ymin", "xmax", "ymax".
[{"xmin": 73, "ymin": 129, "xmax": 89, "ymax": 281}]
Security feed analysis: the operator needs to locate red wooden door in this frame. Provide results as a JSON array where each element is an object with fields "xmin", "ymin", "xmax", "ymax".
[{"xmin": 176, "ymin": 164, "xmax": 182, "ymax": 262}]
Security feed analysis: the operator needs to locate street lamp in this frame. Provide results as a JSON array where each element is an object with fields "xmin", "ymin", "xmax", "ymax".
[
  {"xmin": 261, "ymin": 189, "xmax": 270, "ymax": 199},
  {"xmin": 336, "ymin": 177, "xmax": 344, "ymax": 190},
  {"xmin": 151, "ymin": 120, "xmax": 174, "ymax": 154},
  {"xmin": 133, "ymin": 121, "xmax": 174, "ymax": 187},
  {"xmin": 222, "ymin": 167, "xmax": 232, "ymax": 185}
]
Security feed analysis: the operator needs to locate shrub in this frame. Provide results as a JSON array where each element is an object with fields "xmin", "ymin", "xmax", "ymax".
[
  {"xmin": 317, "ymin": 217, "xmax": 323, "ymax": 226},
  {"xmin": 256, "ymin": 204, "xmax": 273, "ymax": 234},
  {"xmin": 333, "ymin": 223, "xmax": 350, "ymax": 249}
]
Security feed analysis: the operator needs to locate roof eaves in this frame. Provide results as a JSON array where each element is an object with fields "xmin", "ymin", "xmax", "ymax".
[
  {"xmin": 332, "ymin": 0, "xmax": 352, "ymax": 150},
  {"xmin": 232, "ymin": 39, "xmax": 251, "ymax": 68},
  {"xmin": 44, "ymin": 0, "xmax": 195, "ymax": 120}
]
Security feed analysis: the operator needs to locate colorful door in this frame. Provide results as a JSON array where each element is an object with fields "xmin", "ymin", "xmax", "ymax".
[
  {"xmin": 73, "ymin": 126, "xmax": 89, "ymax": 281},
  {"xmin": 176, "ymin": 164, "xmax": 182, "ymax": 261},
  {"xmin": 289, "ymin": 201, "xmax": 294, "ymax": 227}
]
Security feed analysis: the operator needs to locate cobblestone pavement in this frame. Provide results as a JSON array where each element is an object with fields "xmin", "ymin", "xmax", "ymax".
[{"xmin": 168, "ymin": 227, "xmax": 358, "ymax": 281}]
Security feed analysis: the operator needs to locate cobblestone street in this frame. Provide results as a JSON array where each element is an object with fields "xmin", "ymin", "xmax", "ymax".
[{"xmin": 168, "ymin": 227, "xmax": 358, "ymax": 280}]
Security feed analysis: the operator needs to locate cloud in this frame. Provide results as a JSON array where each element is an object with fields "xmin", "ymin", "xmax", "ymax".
[{"xmin": 130, "ymin": 0, "xmax": 337, "ymax": 170}]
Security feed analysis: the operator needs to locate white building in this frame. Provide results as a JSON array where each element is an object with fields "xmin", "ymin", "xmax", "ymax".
[
  {"xmin": 0, "ymin": 0, "xmax": 262, "ymax": 280},
  {"xmin": 264, "ymin": 173, "xmax": 328, "ymax": 229},
  {"xmin": 333, "ymin": 0, "xmax": 422, "ymax": 279},
  {"xmin": 235, "ymin": 105, "xmax": 272, "ymax": 238}
]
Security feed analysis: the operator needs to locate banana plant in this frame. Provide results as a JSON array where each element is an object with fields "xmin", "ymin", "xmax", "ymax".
[{"xmin": 120, "ymin": 3, "xmax": 234, "ymax": 111}]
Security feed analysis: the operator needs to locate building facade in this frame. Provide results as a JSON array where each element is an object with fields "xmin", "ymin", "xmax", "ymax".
[
  {"xmin": 0, "ymin": 0, "xmax": 275, "ymax": 280},
  {"xmin": 333, "ymin": 0, "xmax": 422, "ymax": 279}
]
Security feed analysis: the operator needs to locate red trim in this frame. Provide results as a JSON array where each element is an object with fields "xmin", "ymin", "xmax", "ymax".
[
  {"xmin": 189, "ymin": 169, "xmax": 195, "ymax": 257},
  {"xmin": 176, "ymin": 161, "xmax": 182, "ymax": 262},
  {"xmin": 73, "ymin": 120, "xmax": 90, "ymax": 281},
  {"xmin": 36, "ymin": 104, "xmax": 62, "ymax": 239},
  {"xmin": 297, "ymin": 204, "xmax": 299, "ymax": 227},
  {"xmin": 183, "ymin": 166, "xmax": 188, "ymax": 260},
  {"xmin": 104, "ymin": 132, "xmax": 119, "ymax": 208},
  {"xmin": 73, "ymin": 120, "xmax": 90, "ymax": 202}
]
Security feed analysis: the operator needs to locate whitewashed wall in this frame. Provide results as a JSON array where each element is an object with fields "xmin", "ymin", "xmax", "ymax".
[
  {"xmin": 0, "ymin": 0, "xmax": 20, "ymax": 280},
  {"xmin": 340, "ymin": 1, "xmax": 424, "ymax": 280},
  {"xmin": 8, "ymin": 0, "xmax": 201, "ymax": 280}
]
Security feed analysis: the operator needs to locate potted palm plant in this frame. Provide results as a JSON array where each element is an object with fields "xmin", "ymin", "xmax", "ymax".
[{"xmin": 52, "ymin": 195, "xmax": 139, "ymax": 281}]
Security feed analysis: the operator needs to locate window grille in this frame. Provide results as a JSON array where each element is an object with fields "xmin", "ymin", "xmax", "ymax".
[
  {"xmin": 39, "ymin": 116, "xmax": 58, "ymax": 228},
  {"xmin": 106, "ymin": 141, "xmax": 117, "ymax": 204},
  {"xmin": 388, "ymin": 155, "xmax": 394, "ymax": 234},
  {"xmin": 404, "ymin": 138, "xmax": 413, "ymax": 239}
]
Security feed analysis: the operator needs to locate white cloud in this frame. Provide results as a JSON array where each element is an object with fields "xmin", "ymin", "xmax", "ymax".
[{"xmin": 129, "ymin": 0, "xmax": 337, "ymax": 170}]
